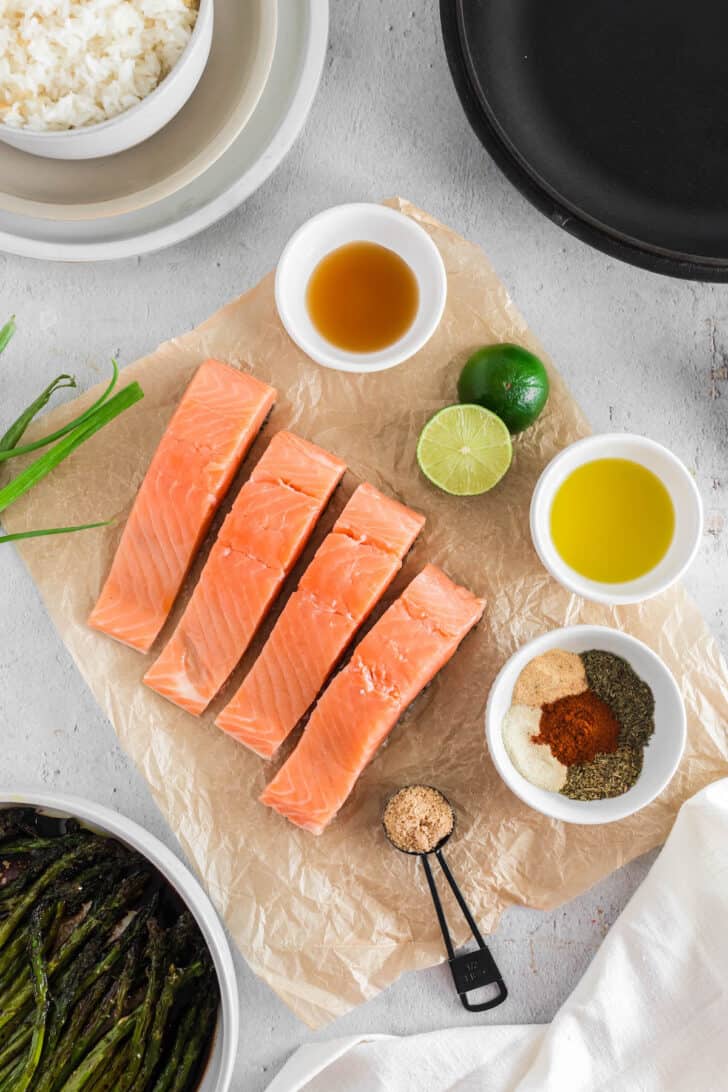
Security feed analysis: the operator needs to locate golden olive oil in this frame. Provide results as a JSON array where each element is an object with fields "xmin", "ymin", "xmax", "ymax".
[
  {"xmin": 550, "ymin": 458, "xmax": 675, "ymax": 583},
  {"xmin": 306, "ymin": 241, "xmax": 419, "ymax": 353}
]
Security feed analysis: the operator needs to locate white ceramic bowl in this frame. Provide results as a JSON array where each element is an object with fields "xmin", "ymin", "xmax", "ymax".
[
  {"xmin": 485, "ymin": 625, "xmax": 686, "ymax": 825},
  {"xmin": 0, "ymin": 0, "xmax": 214, "ymax": 161},
  {"xmin": 530, "ymin": 433, "xmax": 703, "ymax": 606},
  {"xmin": 0, "ymin": 788, "xmax": 238, "ymax": 1091},
  {"xmin": 274, "ymin": 202, "xmax": 448, "ymax": 372}
]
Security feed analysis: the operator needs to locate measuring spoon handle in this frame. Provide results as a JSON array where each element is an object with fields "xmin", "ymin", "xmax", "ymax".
[{"xmin": 422, "ymin": 851, "xmax": 508, "ymax": 1013}]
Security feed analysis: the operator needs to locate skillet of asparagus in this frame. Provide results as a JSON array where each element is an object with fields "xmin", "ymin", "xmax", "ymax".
[{"xmin": 0, "ymin": 807, "xmax": 219, "ymax": 1090}]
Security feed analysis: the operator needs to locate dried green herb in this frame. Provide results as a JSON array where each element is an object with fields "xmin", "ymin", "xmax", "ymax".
[
  {"xmin": 552, "ymin": 650, "xmax": 656, "ymax": 801},
  {"xmin": 580, "ymin": 650, "xmax": 655, "ymax": 749},
  {"xmin": 562, "ymin": 745, "xmax": 643, "ymax": 800}
]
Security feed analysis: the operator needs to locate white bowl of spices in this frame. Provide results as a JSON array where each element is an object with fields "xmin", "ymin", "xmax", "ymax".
[
  {"xmin": 485, "ymin": 625, "xmax": 686, "ymax": 824},
  {"xmin": 275, "ymin": 203, "xmax": 448, "ymax": 373}
]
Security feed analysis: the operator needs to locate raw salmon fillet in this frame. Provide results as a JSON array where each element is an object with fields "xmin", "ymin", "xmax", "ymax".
[
  {"xmin": 88, "ymin": 360, "xmax": 276, "ymax": 653},
  {"xmin": 260, "ymin": 564, "xmax": 485, "ymax": 834},
  {"xmin": 215, "ymin": 483, "xmax": 425, "ymax": 757},
  {"xmin": 143, "ymin": 432, "xmax": 346, "ymax": 715}
]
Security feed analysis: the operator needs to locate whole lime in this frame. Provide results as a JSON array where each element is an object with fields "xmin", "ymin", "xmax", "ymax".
[{"xmin": 457, "ymin": 344, "xmax": 549, "ymax": 434}]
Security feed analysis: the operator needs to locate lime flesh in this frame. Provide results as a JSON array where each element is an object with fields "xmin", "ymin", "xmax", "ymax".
[{"xmin": 417, "ymin": 404, "xmax": 513, "ymax": 496}]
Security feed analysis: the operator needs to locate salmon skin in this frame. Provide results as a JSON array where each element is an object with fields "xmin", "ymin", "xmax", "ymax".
[
  {"xmin": 143, "ymin": 432, "xmax": 346, "ymax": 715},
  {"xmin": 216, "ymin": 482, "xmax": 425, "ymax": 757},
  {"xmin": 260, "ymin": 565, "xmax": 485, "ymax": 834},
  {"xmin": 88, "ymin": 360, "xmax": 276, "ymax": 653}
]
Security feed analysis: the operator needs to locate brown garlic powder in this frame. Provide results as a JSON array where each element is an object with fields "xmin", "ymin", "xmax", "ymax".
[{"xmin": 513, "ymin": 648, "xmax": 588, "ymax": 707}]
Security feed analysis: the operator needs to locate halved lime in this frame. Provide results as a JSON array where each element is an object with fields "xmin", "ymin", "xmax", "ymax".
[{"xmin": 417, "ymin": 404, "xmax": 512, "ymax": 496}]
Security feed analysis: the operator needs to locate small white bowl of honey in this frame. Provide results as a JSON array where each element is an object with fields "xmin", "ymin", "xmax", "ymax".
[
  {"xmin": 274, "ymin": 203, "xmax": 447, "ymax": 373},
  {"xmin": 530, "ymin": 433, "xmax": 703, "ymax": 605}
]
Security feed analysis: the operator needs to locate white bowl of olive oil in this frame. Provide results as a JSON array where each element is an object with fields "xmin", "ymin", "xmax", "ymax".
[
  {"xmin": 274, "ymin": 203, "xmax": 447, "ymax": 373},
  {"xmin": 530, "ymin": 433, "xmax": 703, "ymax": 605}
]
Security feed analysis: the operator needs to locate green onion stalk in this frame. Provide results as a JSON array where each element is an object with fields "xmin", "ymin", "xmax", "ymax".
[{"xmin": 0, "ymin": 318, "xmax": 144, "ymax": 544}]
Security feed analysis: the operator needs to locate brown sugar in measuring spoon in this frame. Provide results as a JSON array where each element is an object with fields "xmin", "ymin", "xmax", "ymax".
[{"xmin": 383, "ymin": 785, "xmax": 508, "ymax": 1012}]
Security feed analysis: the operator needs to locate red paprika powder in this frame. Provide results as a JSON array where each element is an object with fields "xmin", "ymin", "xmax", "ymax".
[{"xmin": 534, "ymin": 690, "xmax": 620, "ymax": 766}]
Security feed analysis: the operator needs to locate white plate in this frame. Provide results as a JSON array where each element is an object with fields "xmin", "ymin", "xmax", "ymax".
[
  {"xmin": 0, "ymin": 0, "xmax": 274, "ymax": 213},
  {"xmin": 0, "ymin": 788, "xmax": 238, "ymax": 1092},
  {"xmin": 0, "ymin": 0, "xmax": 328, "ymax": 261}
]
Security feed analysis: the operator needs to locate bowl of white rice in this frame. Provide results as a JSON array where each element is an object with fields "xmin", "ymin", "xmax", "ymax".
[{"xmin": 0, "ymin": 0, "xmax": 213, "ymax": 160}]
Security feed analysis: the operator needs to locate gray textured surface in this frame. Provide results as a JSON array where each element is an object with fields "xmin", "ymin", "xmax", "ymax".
[{"xmin": 1, "ymin": 2, "xmax": 726, "ymax": 1088}]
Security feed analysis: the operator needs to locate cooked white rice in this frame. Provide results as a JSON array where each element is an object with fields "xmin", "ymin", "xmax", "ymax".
[{"xmin": 0, "ymin": 0, "xmax": 199, "ymax": 132}]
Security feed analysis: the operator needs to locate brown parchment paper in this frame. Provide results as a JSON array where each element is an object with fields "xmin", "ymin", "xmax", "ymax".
[{"xmin": 5, "ymin": 200, "xmax": 728, "ymax": 1028}]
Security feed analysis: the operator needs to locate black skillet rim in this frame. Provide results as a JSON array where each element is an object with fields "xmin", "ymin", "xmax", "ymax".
[{"xmin": 439, "ymin": 0, "xmax": 728, "ymax": 283}]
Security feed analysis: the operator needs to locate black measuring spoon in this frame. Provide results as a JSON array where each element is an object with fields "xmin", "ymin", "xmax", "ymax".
[{"xmin": 383, "ymin": 785, "xmax": 508, "ymax": 1013}]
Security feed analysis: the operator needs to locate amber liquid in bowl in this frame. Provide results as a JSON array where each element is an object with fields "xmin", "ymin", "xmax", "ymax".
[{"xmin": 306, "ymin": 241, "xmax": 419, "ymax": 352}]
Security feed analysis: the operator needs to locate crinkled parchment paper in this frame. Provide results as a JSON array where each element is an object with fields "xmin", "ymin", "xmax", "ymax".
[{"xmin": 6, "ymin": 200, "xmax": 728, "ymax": 1028}]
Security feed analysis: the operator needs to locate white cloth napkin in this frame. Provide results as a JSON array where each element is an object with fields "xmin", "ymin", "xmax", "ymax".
[{"xmin": 267, "ymin": 779, "xmax": 728, "ymax": 1091}]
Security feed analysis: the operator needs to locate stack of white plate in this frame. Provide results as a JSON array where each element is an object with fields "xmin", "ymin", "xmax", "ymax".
[{"xmin": 0, "ymin": 0, "xmax": 328, "ymax": 262}]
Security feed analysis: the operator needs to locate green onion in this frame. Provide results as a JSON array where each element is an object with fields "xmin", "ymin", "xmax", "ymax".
[
  {"xmin": 0, "ymin": 318, "xmax": 139, "ymax": 545},
  {"xmin": 0, "ymin": 375, "xmax": 77, "ymax": 455},
  {"xmin": 0, "ymin": 359, "xmax": 120, "ymax": 462},
  {"xmin": 0, "ymin": 522, "xmax": 111, "ymax": 546},
  {"xmin": 0, "ymin": 316, "xmax": 15, "ymax": 356},
  {"xmin": 0, "ymin": 382, "xmax": 143, "ymax": 516}
]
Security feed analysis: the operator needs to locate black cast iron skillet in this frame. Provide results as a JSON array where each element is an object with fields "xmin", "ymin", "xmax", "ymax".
[{"xmin": 441, "ymin": 0, "xmax": 728, "ymax": 281}]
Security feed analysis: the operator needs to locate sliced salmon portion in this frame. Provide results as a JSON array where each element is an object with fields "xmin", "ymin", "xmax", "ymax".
[
  {"xmin": 333, "ymin": 482, "xmax": 425, "ymax": 556},
  {"xmin": 299, "ymin": 533, "xmax": 401, "ymax": 617},
  {"xmin": 217, "ymin": 480, "xmax": 327, "ymax": 570},
  {"xmin": 143, "ymin": 432, "xmax": 346, "ymax": 715},
  {"xmin": 215, "ymin": 484, "xmax": 425, "ymax": 758},
  {"xmin": 260, "ymin": 565, "xmax": 485, "ymax": 834},
  {"xmin": 250, "ymin": 430, "xmax": 347, "ymax": 500},
  {"xmin": 88, "ymin": 360, "xmax": 276, "ymax": 653}
]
